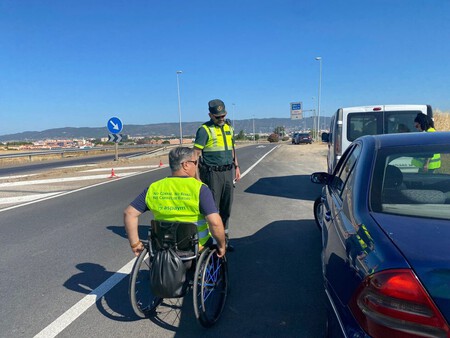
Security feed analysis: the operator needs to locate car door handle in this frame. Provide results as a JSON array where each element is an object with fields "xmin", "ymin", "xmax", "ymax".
[{"xmin": 325, "ymin": 211, "xmax": 331, "ymax": 221}]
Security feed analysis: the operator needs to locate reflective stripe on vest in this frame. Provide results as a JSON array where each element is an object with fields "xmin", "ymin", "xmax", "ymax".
[
  {"xmin": 145, "ymin": 177, "xmax": 211, "ymax": 246},
  {"xmin": 201, "ymin": 123, "xmax": 234, "ymax": 153}
]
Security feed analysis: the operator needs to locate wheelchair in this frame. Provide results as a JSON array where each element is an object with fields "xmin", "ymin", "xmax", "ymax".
[{"xmin": 129, "ymin": 220, "xmax": 228, "ymax": 327}]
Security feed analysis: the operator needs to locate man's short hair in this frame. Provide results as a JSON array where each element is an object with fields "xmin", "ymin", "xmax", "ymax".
[{"xmin": 169, "ymin": 147, "xmax": 195, "ymax": 171}]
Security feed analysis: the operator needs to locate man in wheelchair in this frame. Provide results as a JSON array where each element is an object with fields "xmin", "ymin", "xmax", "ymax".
[
  {"xmin": 124, "ymin": 147, "xmax": 228, "ymax": 326},
  {"xmin": 124, "ymin": 146, "xmax": 226, "ymax": 257}
]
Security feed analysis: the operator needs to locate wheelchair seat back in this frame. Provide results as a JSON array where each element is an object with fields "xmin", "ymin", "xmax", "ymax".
[{"xmin": 150, "ymin": 220, "xmax": 198, "ymax": 260}]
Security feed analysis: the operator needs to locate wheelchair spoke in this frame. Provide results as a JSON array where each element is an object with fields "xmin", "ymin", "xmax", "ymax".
[
  {"xmin": 129, "ymin": 248, "xmax": 162, "ymax": 318},
  {"xmin": 193, "ymin": 248, "xmax": 228, "ymax": 327}
]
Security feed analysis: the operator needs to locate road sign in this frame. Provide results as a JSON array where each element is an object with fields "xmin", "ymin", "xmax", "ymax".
[
  {"xmin": 107, "ymin": 117, "xmax": 123, "ymax": 134},
  {"xmin": 108, "ymin": 134, "xmax": 123, "ymax": 143},
  {"xmin": 290, "ymin": 102, "xmax": 303, "ymax": 120}
]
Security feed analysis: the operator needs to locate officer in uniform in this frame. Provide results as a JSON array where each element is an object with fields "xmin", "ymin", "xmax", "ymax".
[
  {"xmin": 194, "ymin": 99, "xmax": 241, "ymax": 251},
  {"xmin": 124, "ymin": 147, "xmax": 226, "ymax": 258},
  {"xmin": 412, "ymin": 113, "xmax": 441, "ymax": 172}
]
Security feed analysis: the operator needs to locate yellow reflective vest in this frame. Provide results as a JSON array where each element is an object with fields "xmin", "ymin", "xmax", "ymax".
[
  {"xmin": 145, "ymin": 177, "xmax": 211, "ymax": 246},
  {"xmin": 411, "ymin": 127, "xmax": 441, "ymax": 170},
  {"xmin": 200, "ymin": 122, "xmax": 234, "ymax": 153}
]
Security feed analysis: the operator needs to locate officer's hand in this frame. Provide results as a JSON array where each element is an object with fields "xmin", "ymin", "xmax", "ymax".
[{"xmin": 235, "ymin": 167, "xmax": 241, "ymax": 181}]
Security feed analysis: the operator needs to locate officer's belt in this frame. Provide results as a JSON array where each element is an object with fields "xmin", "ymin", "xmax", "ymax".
[{"xmin": 204, "ymin": 164, "xmax": 233, "ymax": 172}]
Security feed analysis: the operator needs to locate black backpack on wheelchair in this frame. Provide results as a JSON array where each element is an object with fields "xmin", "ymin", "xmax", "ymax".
[{"xmin": 149, "ymin": 220, "xmax": 198, "ymax": 298}]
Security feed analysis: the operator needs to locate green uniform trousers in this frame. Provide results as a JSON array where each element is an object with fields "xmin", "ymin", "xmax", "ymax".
[{"xmin": 199, "ymin": 167, "xmax": 234, "ymax": 235}]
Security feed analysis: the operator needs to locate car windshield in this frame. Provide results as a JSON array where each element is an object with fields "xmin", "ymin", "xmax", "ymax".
[{"xmin": 370, "ymin": 144, "xmax": 450, "ymax": 220}]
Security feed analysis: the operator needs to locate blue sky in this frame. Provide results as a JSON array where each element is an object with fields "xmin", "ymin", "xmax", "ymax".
[{"xmin": 1, "ymin": 0, "xmax": 449, "ymax": 136}]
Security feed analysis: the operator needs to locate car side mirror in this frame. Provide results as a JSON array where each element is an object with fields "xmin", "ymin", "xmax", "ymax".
[
  {"xmin": 311, "ymin": 172, "xmax": 329, "ymax": 185},
  {"xmin": 321, "ymin": 132, "xmax": 329, "ymax": 143}
]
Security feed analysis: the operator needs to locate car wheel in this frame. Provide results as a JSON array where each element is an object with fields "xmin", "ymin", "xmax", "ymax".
[{"xmin": 313, "ymin": 197, "xmax": 324, "ymax": 232}]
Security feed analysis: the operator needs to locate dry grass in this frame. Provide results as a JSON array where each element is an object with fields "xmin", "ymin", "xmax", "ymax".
[{"xmin": 434, "ymin": 110, "xmax": 450, "ymax": 131}]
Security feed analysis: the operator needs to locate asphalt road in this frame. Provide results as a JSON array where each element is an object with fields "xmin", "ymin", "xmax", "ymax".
[{"xmin": 0, "ymin": 143, "xmax": 327, "ymax": 338}]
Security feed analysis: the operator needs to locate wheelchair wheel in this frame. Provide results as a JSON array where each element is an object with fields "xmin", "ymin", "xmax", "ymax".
[
  {"xmin": 129, "ymin": 247, "xmax": 162, "ymax": 318},
  {"xmin": 193, "ymin": 248, "xmax": 228, "ymax": 327}
]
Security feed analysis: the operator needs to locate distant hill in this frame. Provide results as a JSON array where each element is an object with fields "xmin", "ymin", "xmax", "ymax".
[{"xmin": 0, "ymin": 117, "xmax": 329, "ymax": 142}]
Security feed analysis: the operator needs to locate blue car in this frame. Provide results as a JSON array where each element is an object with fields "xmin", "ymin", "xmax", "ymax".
[{"xmin": 311, "ymin": 131, "xmax": 450, "ymax": 338}]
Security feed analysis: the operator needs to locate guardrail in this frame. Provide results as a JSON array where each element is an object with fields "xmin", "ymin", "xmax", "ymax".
[{"xmin": 0, "ymin": 140, "xmax": 265, "ymax": 163}]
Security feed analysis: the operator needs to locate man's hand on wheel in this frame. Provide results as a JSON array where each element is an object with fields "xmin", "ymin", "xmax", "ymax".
[{"xmin": 216, "ymin": 245, "xmax": 226, "ymax": 258}]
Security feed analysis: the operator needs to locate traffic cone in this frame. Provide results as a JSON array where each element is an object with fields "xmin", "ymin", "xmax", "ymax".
[
  {"xmin": 109, "ymin": 168, "xmax": 118, "ymax": 178},
  {"xmin": 159, "ymin": 160, "xmax": 163, "ymax": 167}
]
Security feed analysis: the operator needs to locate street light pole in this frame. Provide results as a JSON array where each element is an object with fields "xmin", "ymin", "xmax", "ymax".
[
  {"xmin": 232, "ymin": 103, "xmax": 236, "ymax": 129},
  {"xmin": 176, "ymin": 70, "xmax": 183, "ymax": 145},
  {"xmin": 315, "ymin": 57, "xmax": 322, "ymax": 142},
  {"xmin": 252, "ymin": 115, "xmax": 255, "ymax": 142}
]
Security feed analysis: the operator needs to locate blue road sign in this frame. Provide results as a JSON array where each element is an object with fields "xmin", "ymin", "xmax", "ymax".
[
  {"xmin": 107, "ymin": 117, "xmax": 123, "ymax": 134},
  {"xmin": 291, "ymin": 103, "xmax": 302, "ymax": 111}
]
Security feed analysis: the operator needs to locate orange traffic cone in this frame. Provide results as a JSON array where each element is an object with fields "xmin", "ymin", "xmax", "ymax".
[
  {"xmin": 159, "ymin": 160, "xmax": 163, "ymax": 167},
  {"xmin": 109, "ymin": 168, "xmax": 118, "ymax": 178}
]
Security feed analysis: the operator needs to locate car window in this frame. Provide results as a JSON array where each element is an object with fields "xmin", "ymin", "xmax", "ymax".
[
  {"xmin": 347, "ymin": 113, "xmax": 380, "ymax": 141},
  {"xmin": 371, "ymin": 144, "xmax": 450, "ymax": 220},
  {"xmin": 331, "ymin": 144, "xmax": 362, "ymax": 197},
  {"xmin": 385, "ymin": 110, "xmax": 422, "ymax": 134},
  {"xmin": 347, "ymin": 110, "xmax": 426, "ymax": 142}
]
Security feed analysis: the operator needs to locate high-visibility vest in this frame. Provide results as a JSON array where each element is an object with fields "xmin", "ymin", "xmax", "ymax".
[
  {"xmin": 145, "ymin": 177, "xmax": 211, "ymax": 246},
  {"xmin": 200, "ymin": 123, "xmax": 234, "ymax": 154},
  {"xmin": 411, "ymin": 127, "xmax": 441, "ymax": 170}
]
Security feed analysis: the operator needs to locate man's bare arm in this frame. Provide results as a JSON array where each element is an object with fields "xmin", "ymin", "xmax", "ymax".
[
  {"xmin": 205, "ymin": 213, "xmax": 226, "ymax": 257},
  {"xmin": 124, "ymin": 205, "xmax": 144, "ymax": 256}
]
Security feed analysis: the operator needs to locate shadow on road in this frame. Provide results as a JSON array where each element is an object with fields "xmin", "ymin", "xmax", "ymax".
[
  {"xmin": 245, "ymin": 175, "xmax": 323, "ymax": 201},
  {"xmin": 63, "ymin": 219, "xmax": 326, "ymax": 336},
  {"xmin": 63, "ymin": 262, "xmax": 140, "ymax": 322},
  {"xmin": 175, "ymin": 218, "xmax": 326, "ymax": 337}
]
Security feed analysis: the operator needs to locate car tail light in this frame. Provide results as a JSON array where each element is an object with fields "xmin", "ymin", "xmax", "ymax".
[
  {"xmin": 373, "ymin": 107, "xmax": 382, "ymax": 111},
  {"xmin": 349, "ymin": 269, "xmax": 450, "ymax": 338}
]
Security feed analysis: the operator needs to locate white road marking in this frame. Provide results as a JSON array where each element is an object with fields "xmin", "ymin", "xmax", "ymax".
[
  {"xmin": 56, "ymin": 164, "xmax": 97, "ymax": 169},
  {"xmin": 81, "ymin": 165, "xmax": 160, "ymax": 172},
  {"xmin": 0, "ymin": 172, "xmax": 139, "ymax": 187},
  {"xmin": 34, "ymin": 258, "xmax": 136, "ymax": 338},
  {"xmin": 239, "ymin": 145, "xmax": 279, "ymax": 179},
  {"xmin": 0, "ymin": 173, "xmax": 39, "ymax": 180},
  {"xmin": 0, "ymin": 192, "xmax": 64, "ymax": 205},
  {"xmin": 0, "ymin": 167, "xmax": 163, "ymax": 213}
]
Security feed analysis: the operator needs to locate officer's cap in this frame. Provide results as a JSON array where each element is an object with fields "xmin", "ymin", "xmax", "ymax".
[{"xmin": 208, "ymin": 99, "xmax": 227, "ymax": 115}]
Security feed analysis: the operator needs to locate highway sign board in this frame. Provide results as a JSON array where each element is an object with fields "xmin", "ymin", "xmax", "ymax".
[
  {"xmin": 107, "ymin": 117, "xmax": 123, "ymax": 134},
  {"xmin": 290, "ymin": 102, "xmax": 303, "ymax": 120},
  {"xmin": 108, "ymin": 134, "xmax": 123, "ymax": 143}
]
